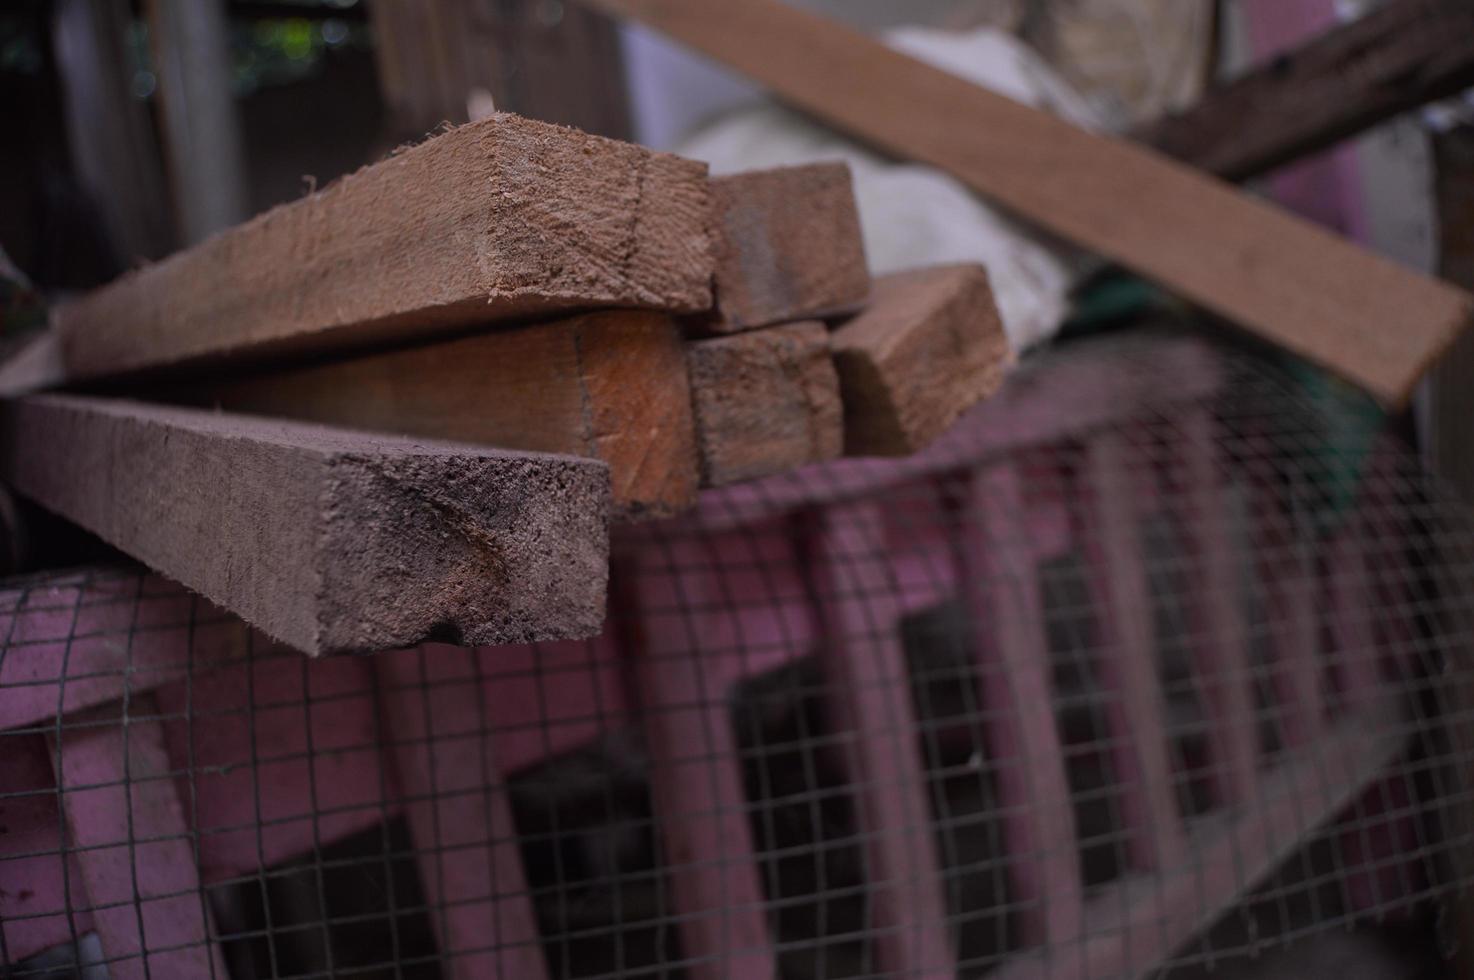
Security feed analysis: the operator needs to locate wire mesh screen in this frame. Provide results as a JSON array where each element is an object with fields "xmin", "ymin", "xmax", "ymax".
[{"xmin": 1, "ymin": 329, "xmax": 1471, "ymax": 979}]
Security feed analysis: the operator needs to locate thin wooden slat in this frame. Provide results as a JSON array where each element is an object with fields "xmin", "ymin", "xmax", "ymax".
[
  {"xmin": 0, "ymin": 732, "xmax": 94, "ymax": 963},
  {"xmin": 0, "ymin": 573, "xmax": 263, "ymax": 733},
  {"xmin": 807, "ymin": 502, "xmax": 955, "ymax": 978},
  {"xmin": 1171, "ymin": 409, "xmax": 1259, "ymax": 807},
  {"xmin": 1077, "ymin": 432, "xmax": 1187, "ymax": 872},
  {"xmin": 155, "ymin": 654, "xmax": 389, "ymax": 883},
  {"xmin": 1247, "ymin": 449, "xmax": 1326, "ymax": 750},
  {"xmin": 48, "ymin": 696, "xmax": 227, "ymax": 978},
  {"xmin": 958, "ymin": 462, "xmax": 1083, "ymax": 948},
  {"xmin": 376, "ymin": 646, "xmax": 550, "ymax": 980},
  {"xmin": 623, "ymin": 528, "xmax": 816, "ymax": 980},
  {"xmin": 992, "ymin": 702, "xmax": 1406, "ymax": 980},
  {"xmin": 1325, "ymin": 514, "xmax": 1381, "ymax": 712},
  {"xmin": 578, "ymin": 0, "xmax": 1473, "ymax": 406},
  {"xmin": 0, "ymin": 395, "xmax": 611, "ymax": 655}
]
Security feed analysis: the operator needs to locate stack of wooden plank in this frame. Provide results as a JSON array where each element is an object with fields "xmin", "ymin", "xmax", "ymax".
[{"xmin": 0, "ymin": 113, "xmax": 1011, "ymax": 656}]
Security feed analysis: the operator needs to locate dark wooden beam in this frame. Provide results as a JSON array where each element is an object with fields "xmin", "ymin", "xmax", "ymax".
[{"xmin": 1135, "ymin": 0, "xmax": 1474, "ymax": 181}]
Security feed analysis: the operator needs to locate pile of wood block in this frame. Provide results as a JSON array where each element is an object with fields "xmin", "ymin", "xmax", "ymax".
[{"xmin": 0, "ymin": 113, "xmax": 1011, "ymax": 657}]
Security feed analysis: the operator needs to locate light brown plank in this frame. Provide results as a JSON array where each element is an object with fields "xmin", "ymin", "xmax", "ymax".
[
  {"xmin": 175, "ymin": 311, "xmax": 698, "ymax": 519},
  {"xmin": 831, "ymin": 264, "xmax": 1011, "ymax": 456},
  {"xmin": 686, "ymin": 320, "xmax": 842, "ymax": 486},
  {"xmin": 54, "ymin": 113, "xmax": 713, "ymax": 381},
  {"xmin": 704, "ymin": 162, "xmax": 869, "ymax": 333},
  {"xmin": 579, "ymin": 0, "xmax": 1473, "ymax": 405},
  {"xmin": 0, "ymin": 395, "xmax": 610, "ymax": 655}
]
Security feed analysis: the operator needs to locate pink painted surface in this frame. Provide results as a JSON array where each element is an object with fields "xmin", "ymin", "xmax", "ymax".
[
  {"xmin": 1171, "ymin": 410, "xmax": 1259, "ymax": 807},
  {"xmin": 808, "ymin": 502, "xmax": 955, "ymax": 978},
  {"xmin": 478, "ymin": 634, "xmax": 630, "ymax": 777},
  {"xmin": 881, "ymin": 480, "xmax": 960, "ymax": 615},
  {"xmin": 0, "ymin": 732, "xmax": 93, "ymax": 963},
  {"xmin": 0, "ymin": 572, "xmax": 259, "ymax": 732},
  {"xmin": 47, "ymin": 695, "xmax": 227, "ymax": 978},
  {"xmin": 377, "ymin": 645, "xmax": 550, "ymax": 980},
  {"xmin": 1076, "ymin": 432, "xmax": 1187, "ymax": 873},
  {"xmin": 154, "ymin": 652, "xmax": 390, "ymax": 883},
  {"xmin": 957, "ymin": 463, "xmax": 1083, "ymax": 948},
  {"xmin": 1325, "ymin": 514, "xmax": 1380, "ymax": 711},
  {"xmin": 623, "ymin": 522, "xmax": 821, "ymax": 980}
]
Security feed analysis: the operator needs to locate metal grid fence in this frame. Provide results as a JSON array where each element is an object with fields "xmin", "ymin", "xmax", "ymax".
[{"xmin": 1, "ymin": 329, "xmax": 1470, "ymax": 979}]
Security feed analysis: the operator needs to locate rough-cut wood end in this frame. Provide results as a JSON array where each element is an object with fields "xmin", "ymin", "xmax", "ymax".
[
  {"xmin": 575, "ymin": 313, "xmax": 700, "ymax": 520},
  {"xmin": 704, "ymin": 162, "xmax": 870, "ymax": 333},
  {"xmin": 316, "ymin": 445, "xmax": 610, "ymax": 654},
  {"xmin": 54, "ymin": 112, "xmax": 715, "ymax": 381},
  {"xmin": 832, "ymin": 263, "xmax": 1012, "ymax": 456},
  {"xmin": 0, "ymin": 396, "xmax": 611, "ymax": 655},
  {"xmin": 687, "ymin": 321, "xmax": 843, "ymax": 486}
]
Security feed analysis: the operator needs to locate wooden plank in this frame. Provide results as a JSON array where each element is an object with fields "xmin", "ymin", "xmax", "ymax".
[
  {"xmin": 1247, "ymin": 460, "xmax": 1326, "ymax": 750},
  {"xmin": 1325, "ymin": 515, "xmax": 1380, "ymax": 712},
  {"xmin": 173, "ymin": 311, "xmax": 698, "ymax": 519},
  {"xmin": 677, "ymin": 332, "xmax": 1225, "ymax": 533},
  {"xmin": 1077, "ymin": 431, "xmax": 1187, "ymax": 872},
  {"xmin": 621, "ymin": 524, "xmax": 818, "ymax": 980},
  {"xmin": 376, "ymin": 646, "xmax": 549, "ymax": 979},
  {"xmin": 53, "ymin": 113, "xmax": 713, "ymax": 382},
  {"xmin": 686, "ymin": 321, "xmax": 842, "ymax": 486},
  {"xmin": 1171, "ymin": 409, "xmax": 1259, "ymax": 807},
  {"xmin": 146, "ymin": 0, "xmax": 247, "ymax": 245},
  {"xmin": 0, "ymin": 571, "xmax": 264, "ymax": 733},
  {"xmin": 704, "ymin": 162, "xmax": 869, "ymax": 333},
  {"xmin": 808, "ymin": 502, "xmax": 954, "ymax": 978},
  {"xmin": 48, "ymin": 696, "xmax": 228, "ymax": 979},
  {"xmin": 577, "ymin": 0, "xmax": 1473, "ymax": 406},
  {"xmin": 957, "ymin": 464, "xmax": 1084, "ymax": 948},
  {"xmin": 1135, "ymin": 0, "xmax": 1474, "ymax": 181},
  {"xmin": 831, "ymin": 264, "xmax": 1011, "ymax": 456},
  {"xmin": 992, "ymin": 702, "xmax": 1405, "ymax": 980},
  {"xmin": 0, "ymin": 395, "xmax": 610, "ymax": 655}
]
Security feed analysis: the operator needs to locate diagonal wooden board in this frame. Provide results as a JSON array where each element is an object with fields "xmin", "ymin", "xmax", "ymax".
[
  {"xmin": 0, "ymin": 395, "xmax": 611, "ymax": 655},
  {"xmin": 578, "ymin": 0, "xmax": 1473, "ymax": 407},
  {"xmin": 53, "ymin": 112, "xmax": 714, "ymax": 382}
]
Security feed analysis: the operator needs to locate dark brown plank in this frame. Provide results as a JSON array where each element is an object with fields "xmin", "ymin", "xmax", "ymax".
[
  {"xmin": 54, "ymin": 113, "xmax": 713, "ymax": 382},
  {"xmin": 1136, "ymin": 0, "xmax": 1474, "ymax": 181},
  {"xmin": 0, "ymin": 395, "xmax": 611, "ymax": 655}
]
